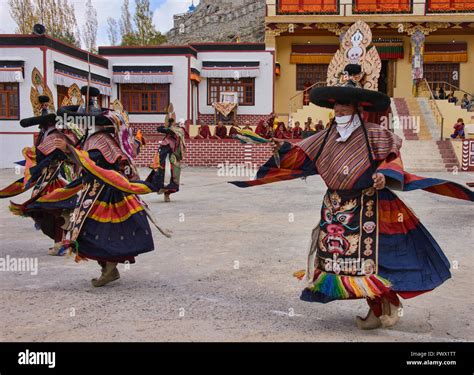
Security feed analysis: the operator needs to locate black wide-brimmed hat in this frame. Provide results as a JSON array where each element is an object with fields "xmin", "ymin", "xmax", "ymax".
[
  {"xmin": 20, "ymin": 113, "xmax": 57, "ymax": 128},
  {"xmin": 310, "ymin": 65, "xmax": 391, "ymax": 113},
  {"xmin": 57, "ymin": 105, "xmax": 115, "ymax": 132},
  {"xmin": 80, "ymin": 86, "xmax": 100, "ymax": 97}
]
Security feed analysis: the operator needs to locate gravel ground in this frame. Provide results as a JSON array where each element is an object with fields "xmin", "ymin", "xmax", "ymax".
[{"xmin": 0, "ymin": 167, "xmax": 472, "ymax": 342}]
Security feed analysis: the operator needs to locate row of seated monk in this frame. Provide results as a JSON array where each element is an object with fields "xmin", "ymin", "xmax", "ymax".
[{"xmin": 193, "ymin": 117, "xmax": 330, "ymax": 140}]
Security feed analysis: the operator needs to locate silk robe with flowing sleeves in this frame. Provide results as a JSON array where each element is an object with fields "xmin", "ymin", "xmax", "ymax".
[{"xmin": 231, "ymin": 123, "xmax": 474, "ymax": 303}]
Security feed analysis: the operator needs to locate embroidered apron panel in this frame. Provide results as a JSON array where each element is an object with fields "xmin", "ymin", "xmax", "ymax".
[
  {"xmin": 316, "ymin": 187, "xmax": 379, "ymax": 276},
  {"xmin": 69, "ymin": 179, "xmax": 105, "ymax": 242}
]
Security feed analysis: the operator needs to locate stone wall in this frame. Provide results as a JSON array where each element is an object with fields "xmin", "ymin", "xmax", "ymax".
[{"xmin": 167, "ymin": 0, "xmax": 266, "ymax": 44}]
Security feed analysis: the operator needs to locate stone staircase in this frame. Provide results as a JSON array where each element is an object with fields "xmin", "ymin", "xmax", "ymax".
[
  {"xmin": 391, "ymin": 97, "xmax": 459, "ymax": 172},
  {"xmin": 290, "ymin": 102, "xmax": 333, "ymax": 127}
]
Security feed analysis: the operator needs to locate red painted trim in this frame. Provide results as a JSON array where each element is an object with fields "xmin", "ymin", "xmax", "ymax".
[
  {"xmin": 271, "ymin": 50, "xmax": 275, "ymax": 115},
  {"xmin": 0, "ymin": 132, "xmax": 37, "ymax": 134},
  {"xmin": 196, "ymin": 79, "xmax": 200, "ymax": 124},
  {"xmin": 191, "ymin": 42, "xmax": 265, "ymax": 46},
  {"xmin": 1, "ymin": 34, "xmax": 107, "ymax": 61},
  {"xmin": 198, "ymin": 51, "xmax": 273, "ymax": 54},
  {"xmin": 41, "ymin": 46, "xmax": 47, "ymax": 83},
  {"xmin": 100, "ymin": 53, "xmax": 195, "ymax": 58},
  {"xmin": 99, "ymin": 44, "xmax": 198, "ymax": 53},
  {"xmin": 113, "ymin": 72, "xmax": 172, "ymax": 76},
  {"xmin": 0, "ymin": 45, "xmax": 108, "ymax": 70},
  {"xmin": 187, "ymin": 55, "xmax": 191, "ymax": 126}
]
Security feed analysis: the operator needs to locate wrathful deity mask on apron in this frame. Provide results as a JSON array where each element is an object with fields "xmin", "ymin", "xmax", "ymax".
[{"xmin": 317, "ymin": 187, "xmax": 379, "ymax": 277}]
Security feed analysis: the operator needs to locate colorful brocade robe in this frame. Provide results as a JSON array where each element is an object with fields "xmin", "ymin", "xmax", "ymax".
[{"xmin": 231, "ymin": 122, "xmax": 474, "ymax": 303}]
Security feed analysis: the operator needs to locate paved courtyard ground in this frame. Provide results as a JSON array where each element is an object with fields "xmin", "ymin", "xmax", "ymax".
[{"xmin": 0, "ymin": 167, "xmax": 472, "ymax": 342}]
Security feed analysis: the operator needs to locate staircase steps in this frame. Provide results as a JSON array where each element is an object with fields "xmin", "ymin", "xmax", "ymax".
[{"xmin": 392, "ymin": 97, "xmax": 459, "ymax": 172}]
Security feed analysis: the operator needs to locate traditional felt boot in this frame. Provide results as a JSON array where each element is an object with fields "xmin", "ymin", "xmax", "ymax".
[
  {"xmin": 91, "ymin": 261, "xmax": 107, "ymax": 284},
  {"xmin": 379, "ymin": 298, "xmax": 403, "ymax": 328},
  {"xmin": 164, "ymin": 192, "xmax": 171, "ymax": 202},
  {"xmin": 356, "ymin": 308, "xmax": 382, "ymax": 330},
  {"xmin": 91, "ymin": 262, "xmax": 120, "ymax": 287}
]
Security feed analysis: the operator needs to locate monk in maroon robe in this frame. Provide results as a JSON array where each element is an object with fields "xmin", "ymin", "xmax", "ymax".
[
  {"xmin": 211, "ymin": 121, "xmax": 228, "ymax": 139},
  {"xmin": 194, "ymin": 122, "xmax": 211, "ymax": 139},
  {"xmin": 255, "ymin": 120, "xmax": 269, "ymax": 139},
  {"xmin": 274, "ymin": 122, "xmax": 289, "ymax": 139},
  {"xmin": 292, "ymin": 121, "xmax": 303, "ymax": 139},
  {"xmin": 229, "ymin": 124, "xmax": 240, "ymax": 138}
]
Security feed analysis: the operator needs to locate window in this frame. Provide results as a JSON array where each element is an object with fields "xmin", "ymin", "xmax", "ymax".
[
  {"xmin": 0, "ymin": 83, "xmax": 19, "ymax": 119},
  {"xmin": 277, "ymin": 0, "xmax": 338, "ymax": 14},
  {"xmin": 57, "ymin": 85, "xmax": 68, "ymax": 109},
  {"xmin": 296, "ymin": 64, "xmax": 328, "ymax": 91},
  {"xmin": 353, "ymin": 0, "xmax": 411, "ymax": 13},
  {"xmin": 427, "ymin": 0, "xmax": 474, "ymax": 12},
  {"xmin": 207, "ymin": 78, "xmax": 255, "ymax": 106},
  {"xmin": 423, "ymin": 63, "xmax": 460, "ymax": 91},
  {"xmin": 120, "ymin": 84, "xmax": 169, "ymax": 113}
]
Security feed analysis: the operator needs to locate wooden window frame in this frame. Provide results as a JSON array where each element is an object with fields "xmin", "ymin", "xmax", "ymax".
[
  {"xmin": 207, "ymin": 78, "xmax": 255, "ymax": 106},
  {"xmin": 423, "ymin": 63, "xmax": 460, "ymax": 91},
  {"xmin": 119, "ymin": 83, "xmax": 170, "ymax": 114},
  {"xmin": 352, "ymin": 0, "xmax": 412, "ymax": 14},
  {"xmin": 56, "ymin": 85, "xmax": 68, "ymax": 109},
  {"xmin": 276, "ymin": 0, "xmax": 339, "ymax": 15},
  {"xmin": 0, "ymin": 83, "xmax": 20, "ymax": 120},
  {"xmin": 296, "ymin": 64, "xmax": 329, "ymax": 91},
  {"xmin": 426, "ymin": 0, "xmax": 474, "ymax": 13}
]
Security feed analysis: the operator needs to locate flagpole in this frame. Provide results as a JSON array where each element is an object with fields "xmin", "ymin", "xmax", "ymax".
[{"xmin": 86, "ymin": 51, "xmax": 91, "ymax": 113}]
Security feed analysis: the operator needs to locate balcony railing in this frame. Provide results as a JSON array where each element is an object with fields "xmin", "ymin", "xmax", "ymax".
[{"xmin": 272, "ymin": 0, "xmax": 474, "ymax": 15}]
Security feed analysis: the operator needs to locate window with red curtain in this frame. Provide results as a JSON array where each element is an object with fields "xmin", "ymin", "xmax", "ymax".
[
  {"xmin": 277, "ymin": 0, "xmax": 338, "ymax": 14},
  {"xmin": 353, "ymin": 0, "xmax": 411, "ymax": 13},
  {"xmin": 427, "ymin": 0, "xmax": 474, "ymax": 12}
]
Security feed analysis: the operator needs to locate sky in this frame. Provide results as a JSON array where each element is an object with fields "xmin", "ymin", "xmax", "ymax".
[{"xmin": 0, "ymin": 0, "xmax": 198, "ymax": 47}]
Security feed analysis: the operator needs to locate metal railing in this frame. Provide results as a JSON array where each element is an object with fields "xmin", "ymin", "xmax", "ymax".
[
  {"xmin": 288, "ymin": 81, "xmax": 326, "ymax": 119},
  {"xmin": 426, "ymin": 81, "xmax": 473, "ymax": 102},
  {"xmin": 418, "ymin": 78, "xmax": 445, "ymax": 139}
]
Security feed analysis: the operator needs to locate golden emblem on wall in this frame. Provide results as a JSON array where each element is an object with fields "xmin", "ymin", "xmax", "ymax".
[
  {"xmin": 60, "ymin": 83, "xmax": 84, "ymax": 107},
  {"xmin": 30, "ymin": 67, "xmax": 55, "ymax": 116},
  {"xmin": 326, "ymin": 20, "xmax": 382, "ymax": 91}
]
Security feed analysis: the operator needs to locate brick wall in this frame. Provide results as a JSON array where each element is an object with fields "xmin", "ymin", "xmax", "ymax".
[
  {"xmin": 130, "ymin": 122, "xmax": 162, "ymax": 134},
  {"xmin": 197, "ymin": 113, "xmax": 272, "ymax": 126},
  {"xmin": 134, "ymin": 138, "xmax": 300, "ymax": 167}
]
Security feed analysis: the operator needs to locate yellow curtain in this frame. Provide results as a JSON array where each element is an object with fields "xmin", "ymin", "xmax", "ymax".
[
  {"xmin": 290, "ymin": 54, "xmax": 333, "ymax": 64},
  {"xmin": 424, "ymin": 52, "xmax": 468, "ymax": 63}
]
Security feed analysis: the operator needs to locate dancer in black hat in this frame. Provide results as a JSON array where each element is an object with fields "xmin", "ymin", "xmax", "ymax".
[
  {"xmin": 231, "ymin": 21, "xmax": 473, "ymax": 330},
  {"xmin": 0, "ymin": 91, "xmax": 80, "ymax": 255},
  {"xmin": 32, "ymin": 87, "xmax": 171, "ymax": 287}
]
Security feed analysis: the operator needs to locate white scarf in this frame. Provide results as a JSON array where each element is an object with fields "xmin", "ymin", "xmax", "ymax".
[{"xmin": 335, "ymin": 114, "xmax": 361, "ymax": 142}]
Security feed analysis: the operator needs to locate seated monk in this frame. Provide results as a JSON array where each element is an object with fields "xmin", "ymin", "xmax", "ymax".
[
  {"xmin": 211, "ymin": 121, "xmax": 228, "ymax": 139},
  {"xmin": 179, "ymin": 119, "xmax": 190, "ymax": 139},
  {"xmin": 255, "ymin": 119, "xmax": 269, "ymax": 138},
  {"xmin": 229, "ymin": 124, "xmax": 241, "ymax": 138},
  {"xmin": 315, "ymin": 120, "xmax": 325, "ymax": 132},
  {"xmin": 292, "ymin": 121, "xmax": 303, "ymax": 139},
  {"xmin": 274, "ymin": 122, "xmax": 289, "ymax": 139},
  {"xmin": 194, "ymin": 121, "xmax": 211, "ymax": 139}
]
